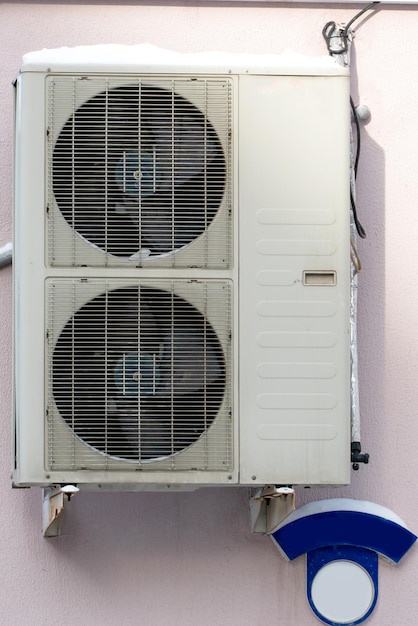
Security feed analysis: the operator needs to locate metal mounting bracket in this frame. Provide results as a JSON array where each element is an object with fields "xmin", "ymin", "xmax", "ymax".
[
  {"xmin": 250, "ymin": 486, "xmax": 296, "ymax": 535},
  {"xmin": 42, "ymin": 485, "xmax": 79, "ymax": 537}
]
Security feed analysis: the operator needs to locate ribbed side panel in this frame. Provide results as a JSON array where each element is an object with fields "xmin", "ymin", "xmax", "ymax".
[
  {"xmin": 46, "ymin": 279, "xmax": 232, "ymax": 472},
  {"xmin": 238, "ymin": 74, "xmax": 351, "ymax": 485},
  {"xmin": 46, "ymin": 76, "xmax": 232, "ymax": 268}
]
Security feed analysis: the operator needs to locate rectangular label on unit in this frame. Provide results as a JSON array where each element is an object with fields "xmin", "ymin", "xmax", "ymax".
[{"xmin": 303, "ymin": 271, "xmax": 337, "ymax": 286}]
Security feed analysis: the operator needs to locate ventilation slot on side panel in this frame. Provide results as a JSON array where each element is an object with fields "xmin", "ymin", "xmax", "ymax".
[
  {"xmin": 47, "ymin": 76, "xmax": 232, "ymax": 269},
  {"xmin": 46, "ymin": 279, "xmax": 233, "ymax": 472}
]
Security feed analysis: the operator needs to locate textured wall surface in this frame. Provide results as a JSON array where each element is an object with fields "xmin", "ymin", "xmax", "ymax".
[{"xmin": 1, "ymin": 2, "xmax": 417, "ymax": 625}]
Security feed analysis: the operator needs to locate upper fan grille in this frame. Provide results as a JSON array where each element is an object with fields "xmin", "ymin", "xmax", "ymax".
[
  {"xmin": 47, "ymin": 76, "xmax": 232, "ymax": 268},
  {"xmin": 47, "ymin": 278, "xmax": 232, "ymax": 471}
]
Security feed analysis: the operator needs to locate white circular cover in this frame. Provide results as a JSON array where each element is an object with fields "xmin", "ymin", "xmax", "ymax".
[{"xmin": 311, "ymin": 560, "xmax": 375, "ymax": 624}]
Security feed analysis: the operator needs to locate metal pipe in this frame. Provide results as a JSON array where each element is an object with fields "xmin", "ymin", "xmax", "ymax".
[{"xmin": 0, "ymin": 242, "xmax": 12, "ymax": 268}]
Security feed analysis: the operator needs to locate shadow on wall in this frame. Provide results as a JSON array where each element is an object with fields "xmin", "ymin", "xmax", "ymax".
[
  {"xmin": 49, "ymin": 487, "xmax": 252, "ymax": 547},
  {"xmin": 352, "ymin": 119, "xmax": 388, "ymax": 490},
  {"xmin": 41, "ymin": 487, "xmax": 266, "ymax": 585}
]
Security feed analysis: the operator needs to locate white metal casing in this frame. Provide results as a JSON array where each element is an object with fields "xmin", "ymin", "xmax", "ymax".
[{"xmin": 13, "ymin": 45, "xmax": 351, "ymax": 489}]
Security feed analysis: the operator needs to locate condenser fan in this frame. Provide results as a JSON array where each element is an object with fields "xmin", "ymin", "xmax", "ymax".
[
  {"xmin": 52, "ymin": 84, "xmax": 226, "ymax": 258},
  {"xmin": 52, "ymin": 286, "xmax": 226, "ymax": 461}
]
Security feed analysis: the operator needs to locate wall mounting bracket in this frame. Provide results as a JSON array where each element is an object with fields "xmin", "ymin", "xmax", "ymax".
[
  {"xmin": 42, "ymin": 485, "xmax": 79, "ymax": 537},
  {"xmin": 250, "ymin": 485, "xmax": 296, "ymax": 534}
]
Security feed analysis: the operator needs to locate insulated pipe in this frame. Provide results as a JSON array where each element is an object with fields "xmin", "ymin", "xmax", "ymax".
[{"xmin": 327, "ymin": 30, "xmax": 365, "ymax": 464}]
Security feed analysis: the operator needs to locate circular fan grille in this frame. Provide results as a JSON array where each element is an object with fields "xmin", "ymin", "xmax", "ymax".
[
  {"xmin": 52, "ymin": 84, "xmax": 226, "ymax": 258},
  {"xmin": 52, "ymin": 287, "xmax": 226, "ymax": 462}
]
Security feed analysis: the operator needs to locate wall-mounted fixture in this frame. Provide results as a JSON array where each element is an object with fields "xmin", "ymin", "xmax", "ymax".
[{"xmin": 271, "ymin": 499, "xmax": 417, "ymax": 625}]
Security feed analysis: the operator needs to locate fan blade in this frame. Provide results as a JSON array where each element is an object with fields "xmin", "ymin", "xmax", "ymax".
[
  {"xmin": 116, "ymin": 382, "xmax": 225, "ymax": 460},
  {"xmin": 157, "ymin": 329, "xmax": 223, "ymax": 395}
]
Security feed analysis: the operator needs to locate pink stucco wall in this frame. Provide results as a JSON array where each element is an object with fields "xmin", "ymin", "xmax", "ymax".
[{"xmin": 1, "ymin": 2, "xmax": 417, "ymax": 625}]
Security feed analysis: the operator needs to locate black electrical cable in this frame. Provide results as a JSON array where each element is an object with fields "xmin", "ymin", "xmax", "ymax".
[
  {"xmin": 322, "ymin": 2, "xmax": 380, "ymax": 239},
  {"xmin": 350, "ymin": 97, "xmax": 361, "ymax": 177},
  {"xmin": 350, "ymin": 97, "xmax": 366, "ymax": 239},
  {"xmin": 322, "ymin": 2, "xmax": 380, "ymax": 56}
]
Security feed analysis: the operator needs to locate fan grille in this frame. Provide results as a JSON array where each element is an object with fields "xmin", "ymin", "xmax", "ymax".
[
  {"xmin": 47, "ymin": 76, "xmax": 232, "ymax": 268},
  {"xmin": 47, "ymin": 279, "xmax": 232, "ymax": 471}
]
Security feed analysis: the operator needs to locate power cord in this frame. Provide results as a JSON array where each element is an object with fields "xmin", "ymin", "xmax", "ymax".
[{"xmin": 322, "ymin": 2, "xmax": 381, "ymax": 57}]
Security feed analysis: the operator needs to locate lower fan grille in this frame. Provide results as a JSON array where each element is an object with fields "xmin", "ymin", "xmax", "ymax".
[{"xmin": 47, "ymin": 279, "xmax": 232, "ymax": 472}]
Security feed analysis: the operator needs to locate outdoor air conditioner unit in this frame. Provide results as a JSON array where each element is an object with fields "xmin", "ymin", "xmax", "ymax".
[{"xmin": 13, "ymin": 45, "xmax": 351, "ymax": 491}]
